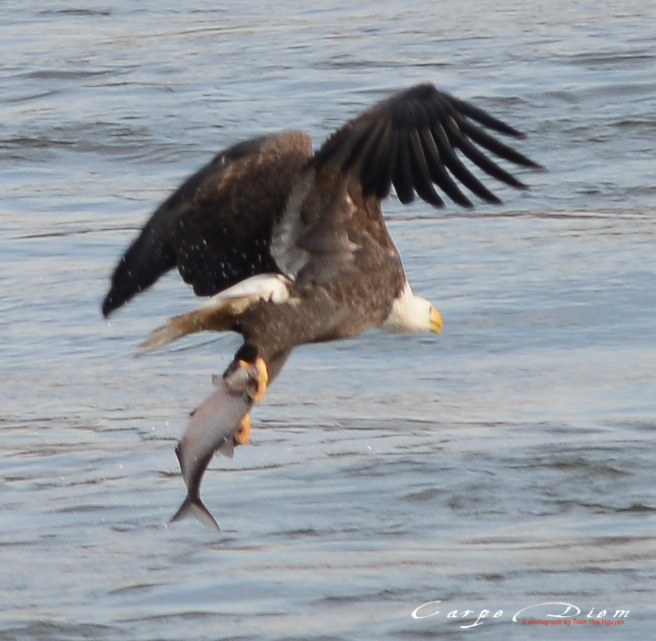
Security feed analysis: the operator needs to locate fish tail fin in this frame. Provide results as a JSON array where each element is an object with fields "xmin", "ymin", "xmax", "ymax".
[{"xmin": 170, "ymin": 495, "xmax": 220, "ymax": 530}]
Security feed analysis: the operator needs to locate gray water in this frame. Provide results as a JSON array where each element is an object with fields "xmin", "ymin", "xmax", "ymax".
[{"xmin": 1, "ymin": 1, "xmax": 655, "ymax": 639}]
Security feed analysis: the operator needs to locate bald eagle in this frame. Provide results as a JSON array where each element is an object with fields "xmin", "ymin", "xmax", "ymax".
[{"xmin": 103, "ymin": 83, "xmax": 539, "ymax": 528}]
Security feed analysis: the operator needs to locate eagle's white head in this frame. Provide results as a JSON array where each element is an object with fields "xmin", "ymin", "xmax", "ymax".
[{"xmin": 381, "ymin": 282, "xmax": 442, "ymax": 334}]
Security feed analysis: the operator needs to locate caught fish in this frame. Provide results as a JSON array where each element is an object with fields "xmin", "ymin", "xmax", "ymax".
[{"xmin": 170, "ymin": 376, "xmax": 253, "ymax": 530}]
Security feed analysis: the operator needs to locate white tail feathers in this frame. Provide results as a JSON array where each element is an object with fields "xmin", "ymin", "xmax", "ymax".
[
  {"xmin": 137, "ymin": 314, "xmax": 200, "ymax": 356},
  {"xmin": 137, "ymin": 274, "xmax": 292, "ymax": 356}
]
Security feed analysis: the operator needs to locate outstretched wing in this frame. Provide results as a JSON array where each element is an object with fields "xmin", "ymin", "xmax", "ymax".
[
  {"xmin": 312, "ymin": 83, "xmax": 541, "ymax": 208},
  {"xmin": 102, "ymin": 131, "xmax": 312, "ymax": 317},
  {"xmin": 271, "ymin": 83, "xmax": 540, "ymax": 292}
]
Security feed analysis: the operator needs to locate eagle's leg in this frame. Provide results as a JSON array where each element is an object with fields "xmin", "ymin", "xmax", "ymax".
[{"xmin": 224, "ymin": 356, "xmax": 269, "ymax": 447}]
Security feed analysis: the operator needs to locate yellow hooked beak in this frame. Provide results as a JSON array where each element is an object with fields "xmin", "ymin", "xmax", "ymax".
[{"xmin": 429, "ymin": 307, "xmax": 443, "ymax": 333}]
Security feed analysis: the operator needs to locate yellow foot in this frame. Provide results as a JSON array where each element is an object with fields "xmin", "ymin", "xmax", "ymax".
[
  {"xmin": 236, "ymin": 356, "xmax": 269, "ymax": 403},
  {"xmin": 252, "ymin": 357, "xmax": 268, "ymax": 402},
  {"xmin": 234, "ymin": 413, "xmax": 251, "ymax": 446}
]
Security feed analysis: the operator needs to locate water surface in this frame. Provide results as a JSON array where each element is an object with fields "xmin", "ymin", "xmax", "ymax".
[{"xmin": 1, "ymin": 1, "xmax": 655, "ymax": 639}]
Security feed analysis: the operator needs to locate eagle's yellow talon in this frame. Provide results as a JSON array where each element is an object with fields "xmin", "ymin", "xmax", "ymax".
[
  {"xmin": 236, "ymin": 357, "xmax": 268, "ymax": 403},
  {"xmin": 252, "ymin": 357, "xmax": 268, "ymax": 402},
  {"xmin": 234, "ymin": 413, "xmax": 251, "ymax": 445}
]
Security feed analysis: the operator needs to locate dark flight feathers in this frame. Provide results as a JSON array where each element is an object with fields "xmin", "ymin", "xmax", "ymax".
[
  {"xmin": 103, "ymin": 83, "xmax": 539, "ymax": 317},
  {"xmin": 313, "ymin": 83, "xmax": 540, "ymax": 208},
  {"xmin": 102, "ymin": 133, "xmax": 310, "ymax": 316}
]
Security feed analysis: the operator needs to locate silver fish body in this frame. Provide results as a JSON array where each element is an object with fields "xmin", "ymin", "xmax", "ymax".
[{"xmin": 170, "ymin": 378, "xmax": 252, "ymax": 530}]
